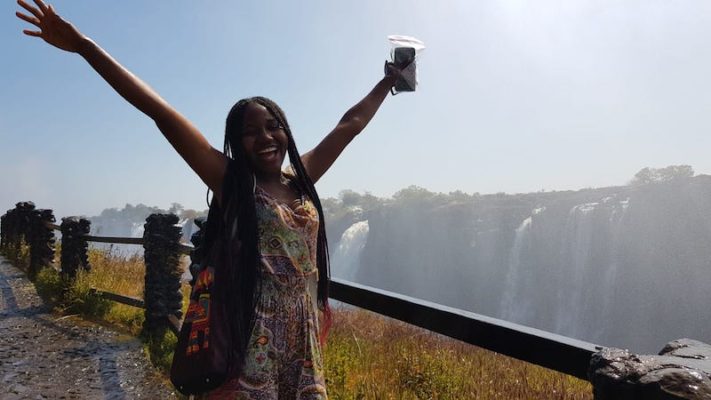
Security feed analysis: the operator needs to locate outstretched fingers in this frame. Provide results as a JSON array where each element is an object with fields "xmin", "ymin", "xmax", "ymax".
[
  {"xmin": 16, "ymin": 0, "xmax": 49, "ymax": 39},
  {"xmin": 17, "ymin": 0, "xmax": 43, "ymax": 20},
  {"xmin": 16, "ymin": 11, "xmax": 41, "ymax": 28},
  {"xmin": 31, "ymin": 0, "xmax": 49, "ymax": 14},
  {"xmin": 16, "ymin": 9, "xmax": 43, "ymax": 37}
]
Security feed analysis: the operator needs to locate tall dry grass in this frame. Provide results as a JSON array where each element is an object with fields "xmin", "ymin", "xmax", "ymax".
[
  {"xmin": 81, "ymin": 248, "xmax": 151, "ymax": 333},
  {"xmin": 324, "ymin": 307, "xmax": 592, "ymax": 399}
]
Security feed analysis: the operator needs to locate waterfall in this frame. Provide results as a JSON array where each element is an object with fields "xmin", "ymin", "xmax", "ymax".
[
  {"xmin": 331, "ymin": 220, "xmax": 370, "ymax": 282},
  {"xmin": 556, "ymin": 202, "xmax": 598, "ymax": 337},
  {"xmin": 130, "ymin": 222, "xmax": 145, "ymax": 238},
  {"xmin": 552, "ymin": 198, "xmax": 634, "ymax": 342},
  {"xmin": 500, "ymin": 216, "xmax": 533, "ymax": 323},
  {"xmin": 596, "ymin": 197, "xmax": 630, "ymax": 341}
]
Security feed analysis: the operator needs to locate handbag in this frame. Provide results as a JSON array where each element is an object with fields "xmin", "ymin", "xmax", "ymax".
[
  {"xmin": 170, "ymin": 231, "xmax": 234, "ymax": 395},
  {"xmin": 171, "ymin": 167, "xmax": 243, "ymax": 395}
]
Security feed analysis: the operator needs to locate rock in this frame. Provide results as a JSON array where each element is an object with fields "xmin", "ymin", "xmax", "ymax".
[{"xmin": 589, "ymin": 339, "xmax": 711, "ymax": 399}]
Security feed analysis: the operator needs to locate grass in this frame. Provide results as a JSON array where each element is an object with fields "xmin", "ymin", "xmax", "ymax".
[
  {"xmin": 324, "ymin": 307, "xmax": 592, "ymax": 399},
  {"xmin": 18, "ymin": 246, "xmax": 593, "ymax": 399}
]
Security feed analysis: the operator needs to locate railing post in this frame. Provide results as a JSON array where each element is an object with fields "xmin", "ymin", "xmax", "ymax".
[
  {"xmin": 0, "ymin": 210, "xmax": 10, "ymax": 254},
  {"xmin": 60, "ymin": 217, "xmax": 91, "ymax": 283},
  {"xmin": 187, "ymin": 216, "xmax": 206, "ymax": 285},
  {"xmin": 14, "ymin": 202, "xmax": 35, "ymax": 264},
  {"xmin": 28, "ymin": 209, "xmax": 56, "ymax": 280},
  {"xmin": 8, "ymin": 206, "xmax": 23, "ymax": 258},
  {"xmin": 2, "ymin": 209, "xmax": 13, "ymax": 256},
  {"xmin": 142, "ymin": 213, "xmax": 183, "ymax": 337},
  {"xmin": 2, "ymin": 208, "xmax": 15, "ymax": 256},
  {"xmin": 0, "ymin": 212, "xmax": 7, "ymax": 253}
]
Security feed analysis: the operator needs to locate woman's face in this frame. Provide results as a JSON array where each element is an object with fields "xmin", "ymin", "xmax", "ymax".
[{"xmin": 240, "ymin": 102, "xmax": 289, "ymax": 177}]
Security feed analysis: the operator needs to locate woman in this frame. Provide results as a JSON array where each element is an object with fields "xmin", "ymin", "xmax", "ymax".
[{"xmin": 16, "ymin": 0, "xmax": 403, "ymax": 398}]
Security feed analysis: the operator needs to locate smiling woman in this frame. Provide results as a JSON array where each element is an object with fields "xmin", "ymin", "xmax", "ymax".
[{"xmin": 14, "ymin": 0, "xmax": 409, "ymax": 398}]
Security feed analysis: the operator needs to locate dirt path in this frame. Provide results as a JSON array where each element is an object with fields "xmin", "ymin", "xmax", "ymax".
[{"xmin": 0, "ymin": 256, "xmax": 178, "ymax": 399}]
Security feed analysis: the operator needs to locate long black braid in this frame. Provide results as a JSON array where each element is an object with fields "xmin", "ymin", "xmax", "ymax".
[{"xmin": 217, "ymin": 96, "xmax": 332, "ymax": 371}]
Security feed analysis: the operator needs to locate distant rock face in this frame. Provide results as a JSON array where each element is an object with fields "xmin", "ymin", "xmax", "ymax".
[
  {"xmin": 326, "ymin": 177, "xmax": 711, "ymax": 352},
  {"xmin": 589, "ymin": 339, "xmax": 711, "ymax": 399}
]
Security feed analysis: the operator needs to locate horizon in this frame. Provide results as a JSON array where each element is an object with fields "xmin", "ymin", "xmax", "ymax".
[{"xmin": 49, "ymin": 163, "xmax": 699, "ymax": 219}]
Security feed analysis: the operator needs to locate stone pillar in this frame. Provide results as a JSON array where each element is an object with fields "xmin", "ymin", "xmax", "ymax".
[
  {"xmin": 60, "ymin": 217, "xmax": 91, "ymax": 282},
  {"xmin": 28, "ymin": 209, "xmax": 56, "ymax": 280},
  {"xmin": 14, "ymin": 202, "xmax": 35, "ymax": 262},
  {"xmin": 188, "ymin": 216, "xmax": 206, "ymax": 286},
  {"xmin": 0, "ymin": 213, "xmax": 7, "ymax": 253},
  {"xmin": 2, "ymin": 208, "xmax": 17, "ymax": 256},
  {"xmin": 589, "ymin": 338, "xmax": 711, "ymax": 399},
  {"xmin": 142, "ymin": 213, "xmax": 183, "ymax": 336}
]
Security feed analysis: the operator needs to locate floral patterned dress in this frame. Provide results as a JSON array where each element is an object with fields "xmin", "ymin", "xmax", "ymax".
[{"xmin": 206, "ymin": 185, "xmax": 327, "ymax": 400}]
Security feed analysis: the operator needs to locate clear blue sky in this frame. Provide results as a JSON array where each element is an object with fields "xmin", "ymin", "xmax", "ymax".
[{"xmin": 3, "ymin": 0, "xmax": 711, "ymax": 218}]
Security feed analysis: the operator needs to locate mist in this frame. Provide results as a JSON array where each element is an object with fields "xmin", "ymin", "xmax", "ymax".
[{"xmin": 326, "ymin": 166, "xmax": 711, "ymax": 353}]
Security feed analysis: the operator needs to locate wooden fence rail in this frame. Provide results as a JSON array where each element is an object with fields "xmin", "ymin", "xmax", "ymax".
[{"xmin": 1, "ymin": 200, "xmax": 599, "ymax": 382}]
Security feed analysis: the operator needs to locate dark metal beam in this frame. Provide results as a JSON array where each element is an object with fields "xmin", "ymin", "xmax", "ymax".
[{"xmin": 329, "ymin": 278, "xmax": 600, "ymax": 381}]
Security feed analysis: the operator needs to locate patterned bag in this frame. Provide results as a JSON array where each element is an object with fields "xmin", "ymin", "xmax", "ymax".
[
  {"xmin": 170, "ymin": 235, "xmax": 233, "ymax": 395},
  {"xmin": 171, "ymin": 171, "xmax": 240, "ymax": 394},
  {"xmin": 170, "ymin": 162, "xmax": 247, "ymax": 395}
]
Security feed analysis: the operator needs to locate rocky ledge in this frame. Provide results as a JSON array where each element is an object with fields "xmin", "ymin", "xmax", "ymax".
[{"xmin": 589, "ymin": 338, "xmax": 711, "ymax": 399}]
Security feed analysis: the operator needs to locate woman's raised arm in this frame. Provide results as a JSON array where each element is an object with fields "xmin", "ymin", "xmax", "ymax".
[
  {"xmin": 15, "ymin": 0, "xmax": 227, "ymax": 199},
  {"xmin": 300, "ymin": 64, "xmax": 401, "ymax": 184}
]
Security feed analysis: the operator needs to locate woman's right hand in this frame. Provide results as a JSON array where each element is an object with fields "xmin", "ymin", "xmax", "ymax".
[{"xmin": 16, "ymin": 0, "xmax": 85, "ymax": 53}]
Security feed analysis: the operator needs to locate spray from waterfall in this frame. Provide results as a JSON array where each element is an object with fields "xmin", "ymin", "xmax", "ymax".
[
  {"xmin": 331, "ymin": 220, "xmax": 370, "ymax": 282},
  {"xmin": 500, "ymin": 216, "xmax": 533, "ymax": 322}
]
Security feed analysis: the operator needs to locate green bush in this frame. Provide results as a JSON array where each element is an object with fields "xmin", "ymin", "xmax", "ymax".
[
  {"xmin": 64, "ymin": 269, "xmax": 112, "ymax": 318},
  {"xmin": 34, "ymin": 267, "xmax": 64, "ymax": 305},
  {"xmin": 143, "ymin": 328, "xmax": 178, "ymax": 373}
]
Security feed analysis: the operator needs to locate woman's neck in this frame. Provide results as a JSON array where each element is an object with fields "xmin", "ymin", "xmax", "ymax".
[
  {"xmin": 255, "ymin": 170, "xmax": 283, "ymax": 185},
  {"xmin": 255, "ymin": 171, "xmax": 292, "ymax": 193}
]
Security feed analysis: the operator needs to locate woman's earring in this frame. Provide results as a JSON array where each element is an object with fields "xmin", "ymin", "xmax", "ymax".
[{"xmin": 252, "ymin": 173, "xmax": 257, "ymax": 194}]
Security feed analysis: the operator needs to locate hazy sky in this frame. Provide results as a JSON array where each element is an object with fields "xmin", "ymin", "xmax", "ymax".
[{"xmin": 3, "ymin": 0, "xmax": 711, "ymax": 218}]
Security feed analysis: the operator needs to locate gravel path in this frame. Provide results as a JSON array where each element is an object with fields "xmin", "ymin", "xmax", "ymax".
[{"xmin": 0, "ymin": 256, "xmax": 178, "ymax": 400}]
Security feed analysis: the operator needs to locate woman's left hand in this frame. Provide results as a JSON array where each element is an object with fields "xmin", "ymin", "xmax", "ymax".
[
  {"xmin": 16, "ymin": 0, "xmax": 85, "ymax": 53},
  {"xmin": 384, "ymin": 61, "xmax": 404, "ymax": 82}
]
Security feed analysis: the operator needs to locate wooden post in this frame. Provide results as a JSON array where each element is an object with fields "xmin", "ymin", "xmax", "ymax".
[
  {"xmin": 60, "ymin": 217, "xmax": 91, "ymax": 283},
  {"xmin": 142, "ymin": 213, "xmax": 183, "ymax": 336},
  {"xmin": 28, "ymin": 209, "xmax": 56, "ymax": 280}
]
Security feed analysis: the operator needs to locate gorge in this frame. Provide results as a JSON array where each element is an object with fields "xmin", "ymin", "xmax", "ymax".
[{"xmin": 326, "ymin": 174, "xmax": 711, "ymax": 353}]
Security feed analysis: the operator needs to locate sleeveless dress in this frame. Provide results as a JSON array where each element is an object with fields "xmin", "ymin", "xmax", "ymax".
[{"xmin": 206, "ymin": 185, "xmax": 328, "ymax": 400}]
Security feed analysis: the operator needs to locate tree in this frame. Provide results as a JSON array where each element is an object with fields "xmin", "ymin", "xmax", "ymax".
[{"xmin": 630, "ymin": 165, "xmax": 694, "ymax": 185}]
